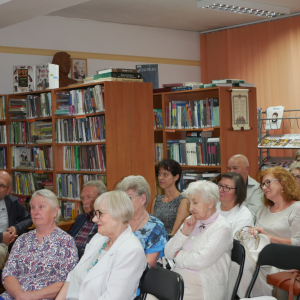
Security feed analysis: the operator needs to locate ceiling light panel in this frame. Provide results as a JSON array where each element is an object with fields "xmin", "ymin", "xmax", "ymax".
[{"xmin": 197, "ymin": 0, "xmax": 290, "ymax": 17}]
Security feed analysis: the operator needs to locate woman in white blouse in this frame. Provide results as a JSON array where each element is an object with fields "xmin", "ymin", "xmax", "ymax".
[
  {"xmin": 164, "ymin": 180, "xmax": 232, "ymax": 300},
  {"xmin": 216, "ymin": 172, "xmax": 254, "ymax": 236}
]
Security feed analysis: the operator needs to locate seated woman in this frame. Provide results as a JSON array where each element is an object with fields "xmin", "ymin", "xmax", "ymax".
[
  {"xmin": 217, "ymin": 172, "xmax": 254, "ymax": 236},
  {"xmin": 56, "ymin": 190, "xmax": 146, "ymax": 300},
  {"xmin": 238, "ymin": 166, "xmax": 300, "ymax": 298},
  {"xmin": 164, "ymin": 180, "xmax": 232, "ymax": 300},
  {"xmin": 151, "ymin": 159, "xmax": 190, "ymax": 236},
  {"xmin": 294, "ymin": 149, "xmax": 300, "ymax": 162},
  {"xmin": 289, "ymin": 161, "xmax": 300, "ymax": 189},
  {"xmin": 115, "ymin": 175, "xmax": 168, "ymax": 268},
  {"xmin": 1, "ymin": 190, "xmax": 78, "ymax": 300}
]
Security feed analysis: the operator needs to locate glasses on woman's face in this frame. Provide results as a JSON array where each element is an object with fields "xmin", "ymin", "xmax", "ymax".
[
  {"xmin": 93, "ymin": 210, "xmax": 105, "ymax": 219},
  {"xmin": 291, "ymin": 174, "xmax": 300, "ymax": 181},
  {"xmin": 260, "ymin": 179, "xmax": 280, "ymax": 188},
  {"xmin": 217, "ymin": 184, "xmax": 236, "ymax": 193}
]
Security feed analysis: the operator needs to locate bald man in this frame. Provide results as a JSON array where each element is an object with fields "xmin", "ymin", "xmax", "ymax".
[
  {"xmin": 226, "ymin": 154, "xmax": 263, "ymax": 219},
  {"xmin": 0, "ymin": 171, "xmax": 32, "ymax": 270}
]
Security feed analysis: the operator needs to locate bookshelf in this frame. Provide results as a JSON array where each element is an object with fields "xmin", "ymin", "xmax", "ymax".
[
  {"xmin": 4, "ymin": 81, "xmax": 156, "ymax": 217},
  {"xmin": 153, "ymin": 87, "xmax": 258, "ymax": 184}
]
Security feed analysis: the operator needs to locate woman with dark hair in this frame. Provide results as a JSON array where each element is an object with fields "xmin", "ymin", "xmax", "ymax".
[
  {"xmin": 216, "ymin": 172, "xmax": 254, "ymax": 235},
  {"xmin": 151, "ymin": 159, "xmax": 190, "ymax": 236}
]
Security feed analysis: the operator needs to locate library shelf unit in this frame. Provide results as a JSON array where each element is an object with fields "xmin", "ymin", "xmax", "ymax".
[
  {"xmin": 4, "ymin": 81, "xmax": 156, "ymax": 216},
  {"xmin": 153, "ymin": 87, "xmax": 258, "ymax": 178},
  {"xmin": 0, "ymin": 95, "xmax": 7, "ymax": 171}
]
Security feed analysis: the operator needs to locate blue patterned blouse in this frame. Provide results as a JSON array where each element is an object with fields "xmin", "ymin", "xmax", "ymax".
[{"xmin": 134, "ymin": 214, "xmax": 168, "ymax": 258}]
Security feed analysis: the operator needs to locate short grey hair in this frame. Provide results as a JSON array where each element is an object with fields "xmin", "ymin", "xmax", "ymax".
[
  {"xmin": 290, "ymin": 161, "xmax": 300, "ymax": 172},
  {"xmin": 94, "ymin": 191, "xmax": 134, "ymax": 223},
  {"xmin": 82, "ymin": 180, "xmax": 107, "ymax": 195},
  {"xmin": 30, "ymin": 189, "xmax": 61, "ymax": 223},
  {"xmin": 115, "ymin": 175, "xmax": 151, "ymax": 207},
  {"xmin": 183, "ymin": 180, "xmax": 219, "ymax": 205},
  {"xmin": 295, "ymin": 150, "xmax": 300, "ymax": 161}
]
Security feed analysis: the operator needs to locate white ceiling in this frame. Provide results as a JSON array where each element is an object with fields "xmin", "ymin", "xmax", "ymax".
[{"xmin": 1, "ymin": 0, "xmax": 300, "ymax": 32}]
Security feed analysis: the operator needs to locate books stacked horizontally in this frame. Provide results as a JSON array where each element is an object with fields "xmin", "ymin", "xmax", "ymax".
[
  {"xmin": 180, "ymin": 171, "xmax": 221, "ymax": 191},
  {"xmin": 54, "ymin": 85, "xmax": 104, "ymax": 116},
  {"xmin": 153, "ymin": 109, "xmax": 163, "ymax": 129},
  {"xmin": 83, "ymin": 68, "xmax": 143, "ymax": 84},
  {"xmin": 156, "ymin": 82, "xmax": 203, "ymax": 93},
  {"xmin": 165, "ymin": 98, "xmax": 219, "ymax": 129},
  {"xmin": 8, "ymin": 98, "xmax": 27, "ymax": 119},
  {"xmin": 167, "ymin": 132, "xmax": 220, "ymax": 166},
  {"xmin": 259, "ymin": 134, "xmax": 300, "ymax": 148},
  {"xmin": 200, "ymin": 79, "xmax": 255, "ymax": 88}
]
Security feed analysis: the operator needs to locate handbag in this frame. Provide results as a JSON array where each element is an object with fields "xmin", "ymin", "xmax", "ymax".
[{"xmin": 267, "ymin": 271, "xmax": 300, "ymax": 300}]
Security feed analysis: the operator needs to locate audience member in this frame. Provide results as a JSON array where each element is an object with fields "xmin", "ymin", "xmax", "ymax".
[
  {"xmin": 294, "ymin": 149, "xmax": 300, "ymax": 162},
  {"xmin": 115, "ymin": 175, "xmax": 168, "ymax": 268},
  {"xmin": 68, "ymin": 180, "xmax": 107, "ymax": 250},
  {"xmin": 216, "ymin": 172, "xmax": 253, "ymax": 236},
  {"xmin": 164, "ymin": 180, "xmax": 232, "ymax": 300},
  {"xmin": 56, "ymin": 191, "xmax": 146, "ymax": 300},
  {"xmin": 1, "ymin": 190, "xmax": 78, "ymax": 300},
  {"xmin": 237, "ymin": 166, "xmax": 300, "ymax": 297},
  {"xmin": 227, "ymin": 154, "xmax": 263, "ymax": 218},
  {"xmin": 0, "ymin": 171, "xmax": 32, "ymax": 271},
  {"xmin": 289, "ymin": 161, "xmax": 300, "ymax": 189},
  {"xmin": 151, "ymin": 159, "xmax": 190, "ymax": 236}
]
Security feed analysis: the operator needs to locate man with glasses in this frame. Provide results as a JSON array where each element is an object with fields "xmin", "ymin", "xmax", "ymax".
[
  {"xmin": 0, "ymin": 171, "xmax": 32, "ymax": 270},
  {"xmin": 68, "ymin": 180, "xmax": 107, "ymax": 250},
  {"xmin": 226, "ymin": 154, "xmax": 263, "ymax": 219}
]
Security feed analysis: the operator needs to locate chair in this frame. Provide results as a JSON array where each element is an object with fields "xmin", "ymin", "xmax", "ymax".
[
  {"xmin": 231, "ymin": 239, "xmax": 246, "ymax": 300},
  {"xmin": 242, "ymin": 243, "xmax": 300, "ymax": 299},
  {"xmin": 76, "ymin": 246, "xmax": 85, "ymax": 260},
  {"xmin": 139, "ymin": 267, "xmax": 184, "ymax": 300}
]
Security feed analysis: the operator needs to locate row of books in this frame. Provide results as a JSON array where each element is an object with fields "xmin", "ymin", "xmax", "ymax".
[
  {"xmin": 9, "ymin": 121, "xmax": 52, "ymax": 144},
  {"xmin": 55, "ymin": 115, "xmax": 105, "ymax": 143},
  {"xmin": 63, "ymin": 145, "xmax": 106, "ymax": 171},
  {"xmin": 153, "ymin": 109, "xmax": 163, "ymax": 129},
  {"xmin": 11, "ymin": 146, "xmax": 53, "ymax": 170},
  {"xmin": 0, "ymin": 147, "xmax": 6, "ymax": 169},
  {"xmin": 0, "ymin": 125, "xmax": 6, "ymax": 144},
  {"xmin": 165, "ymin": 98, "xmax": 219, "ymax": 129},
  {"xmin": 12, "ymin": 172, "xmax": 53, "ymax": 195},
  {"xmin": 199, "ymin": 79, "xmax": 254, "ymax": 88},
  {"xmin": 259, "ymin": 134, "xmax": 300, "ymax": 148},
  {"xmin": 167, "ymin": 137, "xmax": 221, "ymax": 166},
  {"xmin": 59, "ymin": 201, "xmax": 75, "ymax": 221},
  {"xmin": 0, "ymin": 96, "xmax": 6, "ymax": 119},
  {"xmin": 54, "ymin": 85, "xmax": 105, "ymax": 116},
  {"xmin": 56, "ymin": 173, "xmax": 106, "ymax": 200},
  {"xmin": 154, "ymin": 143, "xmax": 163, "ymax": 164}
]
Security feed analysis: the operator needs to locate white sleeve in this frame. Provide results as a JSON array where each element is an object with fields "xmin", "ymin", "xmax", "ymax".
[{"xmin": 289, "ymin": 203, "xmax": 300, "ymax": 246}]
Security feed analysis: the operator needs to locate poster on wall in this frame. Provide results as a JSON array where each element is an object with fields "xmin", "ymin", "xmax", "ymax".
[
  {"xmin": 136, "ymin": 64, "xmax": 159, "ymax": 89},
  {"xmin": 231, "ymin": 89, "xmax": 250, "ymax": 130}
]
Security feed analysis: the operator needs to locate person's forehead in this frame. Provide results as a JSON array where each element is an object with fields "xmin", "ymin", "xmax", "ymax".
[{"xmin": 81, "ymin": 185, "xmax": 98, "ymax": 194}]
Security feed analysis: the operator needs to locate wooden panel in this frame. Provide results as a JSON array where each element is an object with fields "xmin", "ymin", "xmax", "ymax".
[
  {"xmin": 104, "ymin": 82, "xmax": 132, "ymax": 191},
  {"xmin": 129, "ymin": 82, "xmax": 156, "ymax": 211}
]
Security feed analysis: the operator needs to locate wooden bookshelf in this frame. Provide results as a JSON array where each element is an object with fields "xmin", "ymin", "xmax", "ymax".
[{"xmin": 153, "ymin": 87, "xmax": 258, "ymax": 179}]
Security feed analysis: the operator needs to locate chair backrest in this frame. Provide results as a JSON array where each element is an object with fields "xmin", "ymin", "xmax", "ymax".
[
  {"xmin": 231, "ymin": 240, "xmax": 246, "ymax": 300},
  {"xmin": 76, "ymin": 246, "xmax": 85, "ymax": 260},
  {"xmin": 245, "ymin": 243, "xmax": 300, "ymax": 298},
  {"xmin": 140, "ymin": 267, "xmax": 184, "ymax": 300}
]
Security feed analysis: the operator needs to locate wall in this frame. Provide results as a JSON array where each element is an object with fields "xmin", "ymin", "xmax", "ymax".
[
  {"xmin": 0, "ymin": 16, "xmax": 201, "ymax": 94},
  {"xmin": 200, "ymin": 15, "xmax": 300, "ymax": 158}
]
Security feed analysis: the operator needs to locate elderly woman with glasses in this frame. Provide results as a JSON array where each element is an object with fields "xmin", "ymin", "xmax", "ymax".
[
  {"xmin": 216, "ymin": 172, "xmax": 254, "ymax": 236},
  {"xmin": 289, "ymin": 161, "xmax": 300, "ymax": 189},
  {"xmin": 56, "ymin": 190, "xmax": 146, "ymax": 300},
  {"xmin": 164, "ymin": 180, "xmax": 232, "ymax": 300}
]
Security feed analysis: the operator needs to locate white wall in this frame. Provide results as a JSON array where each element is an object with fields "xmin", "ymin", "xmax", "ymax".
[{"xmin": 0, "ymin": 16, "xmax": 200, "ymax": 94}]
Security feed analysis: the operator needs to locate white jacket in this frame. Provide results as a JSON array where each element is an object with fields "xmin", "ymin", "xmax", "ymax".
[
  {"xmin": 165, "ymin": 214, "xmax": 232, "ymax": 300},
  {"xmin": 66, "ymin": 225, "xmax": 146, "ymax": 300}
]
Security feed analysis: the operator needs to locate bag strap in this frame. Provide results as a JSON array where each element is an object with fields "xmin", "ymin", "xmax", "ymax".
[{"xmin": 274, "ymin": 272, "xmax": 299, "ymax": 300}]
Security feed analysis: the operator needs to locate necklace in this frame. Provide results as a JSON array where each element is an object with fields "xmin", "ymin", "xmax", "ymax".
[
  {"xmin": 87, "ymin": 242, "xmax": 107, "ymax": 272},
  {"xmin": 133, "ymin": 212, "xmax": 148, "ymax": 232}
]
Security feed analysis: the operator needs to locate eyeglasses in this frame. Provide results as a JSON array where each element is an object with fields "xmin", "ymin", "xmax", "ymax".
[
  {"xmin": 292, "ymin": 174, "xmax": 300, "ymax": 180},
  {"xmin": 260, "ymin": 179, "xmax": 280, "ymax": 188},
  {"xmin": 127, "ymin": 194, "xmax": 139, "ymax": 201},
  {"xmin": 0, "ymin": 184, "xmax": 9, "ymax": 189},
  {"xmin": 218, "ymin": 184, "xmax": 236, "ymax": 192},
  {"xmin": 93, "ymin": 210, "xmax": 105, "ymax": 219}
]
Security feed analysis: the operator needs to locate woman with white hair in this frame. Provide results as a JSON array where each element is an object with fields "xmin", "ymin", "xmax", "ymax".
[
  {"xmin": 56, "ymin": 190, "xmax": 146, "ymax": 300},
  {"xmin": 164, "ymin": 180, "xmax": 232, "ymax": 300},
  {"xmin": 1, "ymin": 190, "xmax": 78, "ymax": 300}
]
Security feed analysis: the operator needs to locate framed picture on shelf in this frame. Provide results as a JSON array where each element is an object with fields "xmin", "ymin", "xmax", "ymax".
[{"xmin": 71, "ymin": 58, "xmax": 87, "ymax": 81}]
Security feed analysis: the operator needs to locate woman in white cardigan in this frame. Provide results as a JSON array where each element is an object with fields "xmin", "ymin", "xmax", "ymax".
[
  {"xmin": 56, "ymin": 190, "xmax": 146, "ymax": 300},
  {"xmin": 164, "ymin": 180, "xmax": 233, "ymax": 300}
]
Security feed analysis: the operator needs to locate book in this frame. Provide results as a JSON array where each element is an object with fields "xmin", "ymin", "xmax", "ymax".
[
  {"xmin": 285, "ymin": 139, "xmax": 300, "ymax": 148},
  {"xmin": 232, "ymin": 83, "xmax": 255, "ymax": 87},
  {"xmin": 96, "ymin": 68, "xmax": 139, "ymax": 75},
  {"xmin": 265, "ymin": 106, "xmax": 284, "ymax": 130},
  {"xmin": 273, "ymin": 139, "xmax": 292, "ymax": 147},
  {"xmin": 93, "ymin": 72, "xmax": 142, "ymax": 80},
  {"xmin": 136, "ymin": 64, "xmax": 159, "ymax": 89},
  {"xmin": 13, "ymin": 65, "xmax": 36, "ymax": 93},
  {"xmin": 211, "ymin": 79, "xmax": 245, "ymax": 84},
  {"xmin": 91, "ymin": 77, "xmax": 143, "ymax": 83},
  {"xmin": 259, "ymin": 137, "xmax": 280, "ymax": 147},
  {"xmin": 200, "ymin": 83, "xmax": 232, "ymax": 88},
  {"xmin": 36, "ymin": 63, "xmax": 59, "ymax": 91}
]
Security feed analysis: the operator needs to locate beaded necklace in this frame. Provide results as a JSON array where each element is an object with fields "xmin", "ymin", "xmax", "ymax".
[{"xmin": 87, "ymin": 242, "xmax": 107, "ymax": 272}]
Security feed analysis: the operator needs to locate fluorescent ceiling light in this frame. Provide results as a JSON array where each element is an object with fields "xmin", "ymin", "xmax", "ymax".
[{"xmin": 197, "ymin": 0, "xmax": 290, "ymax": 17}]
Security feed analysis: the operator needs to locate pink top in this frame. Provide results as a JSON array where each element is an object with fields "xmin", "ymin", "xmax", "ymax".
[{"xmin": 174, "ymin": 211, "xmax": 219, "ymax": 274}]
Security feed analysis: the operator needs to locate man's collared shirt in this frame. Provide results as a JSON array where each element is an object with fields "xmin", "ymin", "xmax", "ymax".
[{"xmin": 74, "ymin": 215, "xmax": 97, "ymax": 248}]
